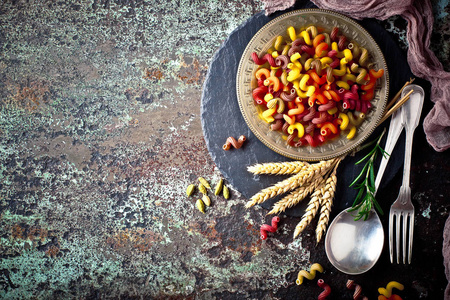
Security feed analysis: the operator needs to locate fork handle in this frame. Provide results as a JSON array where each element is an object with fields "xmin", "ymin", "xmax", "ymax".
[{"xmin": 400, "ymin": 123, "xmax": 414, "ymax": 204}]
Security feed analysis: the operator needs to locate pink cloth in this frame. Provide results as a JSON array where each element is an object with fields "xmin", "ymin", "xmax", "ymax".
[{"xmin": 262, "ymin": 0, "xmax": 450, "ymax": 152}]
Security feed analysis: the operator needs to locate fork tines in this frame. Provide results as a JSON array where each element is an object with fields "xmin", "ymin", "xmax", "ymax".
[{"xmin": 389, "ymin": 208, "xmax": 414, "ymax": 264}]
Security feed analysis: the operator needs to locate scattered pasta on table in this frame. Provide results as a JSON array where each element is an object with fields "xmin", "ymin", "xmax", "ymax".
[{"xmin": 295, "ymin": 263, "xmax": 324, "ymax": 285}]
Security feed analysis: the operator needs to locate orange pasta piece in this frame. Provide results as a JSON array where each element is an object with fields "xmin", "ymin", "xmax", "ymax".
[
  {"xmin": 309, "ymin": 70, "xmax": 327, "ymax": 85},
  {"xmin": 315, "ymin": 42, "xmax": 329, "ymax": 57},
  {"xmin": 256, "ymin": 68, "xmax": 270, "ymax": 80},
  {"xmin": 308, "ymin": 92, "xmax": 327, "ymax": 106},
  {"xmin": 370, "ymin": 68, "xmax": 384, "ymax": 79},
  {"xmin": 264, "ymin": 76, "xmax": 281, "ymax": 91},
  {"xmin": 288, "ymin": 103, "xmax": 305, "ymax": 116},
  {"xmin": 313, "ymin": 34, "xmax": 325, "ymax": 48},
  {"xmin": 320, "ymin": 122, "xmax": 338, "ymax": 136}
]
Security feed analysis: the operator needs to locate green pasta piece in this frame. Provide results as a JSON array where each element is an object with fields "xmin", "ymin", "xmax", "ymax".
[
  {"xmin": 214, "ymin": 179, "xmax": 223, "ymax": 196},
  {"xmin": 198, "ymin": 177, "xmax": 211, "ymax": 189},
  {"xmin": 223, "ymin": 185, "xmax": 230, "ymax": 199},
  {"xmin": 196, "ymin": 199, "xmax": 206, "ymax": 213},
  {"xmin": 202, "ymin": 194, "xmax": 211, "ymax": 206},
  {"xmin": 186, "ymin": 184, "xmax": 195, "ymax": 197},
  {"xmin": 198, "ymin": 183, "xmax": 207, "ymax": 195}
]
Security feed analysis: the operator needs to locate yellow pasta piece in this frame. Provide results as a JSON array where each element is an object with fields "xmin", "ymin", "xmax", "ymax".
[
  {"xmin": 320, "ymin": 56, "xmax": 333, "ymax": 66},
  {"xmin": 327, "ymin": 107, "xmax": 338, "ymax": 115},
  {"xmin": 287, "ymin": 64, "xmax": 302, "ymax": 82},
  {"xmin": 304, "ymin": 58, "xmax": 314, "ymax": 71},
  {"xmin": 287, "ymin": 122, "xmax": 305, "ymax": 138},
  {"xmin": 341, "ymin": 74, "xmax": 356, "ymax": 83},
  {"xmin": 305, "ymin": 25, "xmax": 318, "ymax": 38},
  {"xmin": 299, "ymin": 75, "xmax": 316, "ymax": 96},
  {"xmin": 332, "ymin": 58, "xmax": 349, "ymax": 76},
  {"xmin": 378, "ymin": 281, "xmax": 404, "ymax": 298},
  {"xmin": 273, "ymin": 35, "xmax": 284, "ymax": 51},
  {"xmin": 262, "ymin": 107, "xmax": 276, "ymax": 123},
  {"xmin": 281, "ymin": 44, "xmax": 290, "ymax": 56},
  {"xmin": 264, "ymin": 93, "xmax": 273, "ymax": 102},
  {"xmin": 296, "ymin": 263, "xmax": 324, "ymax": 285},
  {"xmin": 346, "ymin": 126, "xmax": 357, "ymax": 139},
  {"xmin": 292, "ymin": 80, "xmax": 308, "ymax": 98},
  {"xmin": 338, "ymin": 112, "xmax": 349, "ymax": 130},
  {"xmin": 280, "ymin": 70, "xmax": 288, "ymax": 86},
  {"xmin": 342, "ymin": 48, "xmax": 353, "ymax": 61},
  {"xmin": 299, "ymin": 30, "xmax": 312, "ymax": 45},
  {"xmin": 290, "ymin": 52, "xmax": 303, "ymax": 69},
  {"xmin": 287, "ymin": 26, "xmax": 297, "ymax": 41},
  {"xmin": 336, "ymin": 81, "xmax": 350, "ymax": 90}
]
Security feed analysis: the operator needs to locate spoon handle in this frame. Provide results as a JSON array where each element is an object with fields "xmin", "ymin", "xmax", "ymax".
[{"xmin": 374, "ymin": 106, "xmax": 404, "ymax": 193}]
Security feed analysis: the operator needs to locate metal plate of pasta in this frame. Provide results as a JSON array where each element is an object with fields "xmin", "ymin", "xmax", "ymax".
[{"xmin": 236, "ymin": 9, "xmax": 389, "ymax": 161}]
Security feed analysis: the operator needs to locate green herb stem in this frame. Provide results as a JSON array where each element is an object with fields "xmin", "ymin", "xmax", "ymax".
[{"xmin": 348, "ymin": 128, "xmax": 388, "ymax": 221}]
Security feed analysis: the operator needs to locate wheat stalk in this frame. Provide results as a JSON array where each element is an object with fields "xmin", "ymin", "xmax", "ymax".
[
  {"xmin": 293, "ymin": 177, "xmax": 328, "ymax": 238},
  {"xmin": 245, "ymin": 171, "xmax": 310, "ymax": 208},
  {"xmin": 267, "ymin": 177, "xmax": 322, "ymax": 215},
  {"xmin": 247, "ymin": 161, "xmax": 310, "ymax": 175},
  {"xmin": 315, "ymin": 166, "xmax": 339, "ymax": 243},
  {"xmin": 245, "ymin": 158, "xmax": 337, "ymax": 208}
]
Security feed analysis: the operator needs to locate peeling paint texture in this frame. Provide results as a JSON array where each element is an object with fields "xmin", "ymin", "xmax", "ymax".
[{"xmin": 0, "ymin": 0, "xmax": 449, "ymax": 299}]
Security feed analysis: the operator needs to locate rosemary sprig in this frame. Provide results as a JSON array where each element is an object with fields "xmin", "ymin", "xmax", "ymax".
[{"xmin": 348, "ymin": 128, "xmax": 388, "ymax": 221}]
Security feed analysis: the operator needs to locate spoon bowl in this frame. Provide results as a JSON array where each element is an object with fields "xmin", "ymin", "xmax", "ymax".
[{"xmin": 325, "ymin": 208, "xmax": 384, "ymax": 274}]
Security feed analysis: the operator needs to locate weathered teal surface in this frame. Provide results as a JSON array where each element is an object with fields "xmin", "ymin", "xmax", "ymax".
[{"xmin": 0, "ymin": 0, "xmax": 449, "ymax": 299}]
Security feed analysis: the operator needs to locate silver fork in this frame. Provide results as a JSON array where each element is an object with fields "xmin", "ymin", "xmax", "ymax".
[{"xmin": 389, "ymin": 84, "xmax": 424, "ymax": 264}]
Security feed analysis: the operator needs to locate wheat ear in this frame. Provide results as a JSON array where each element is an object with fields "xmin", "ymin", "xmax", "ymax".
[
  {"xmin": 268, "ymin": 173, "xmax": 323, "ymax": 215},
  {"xmin": 292, "ymin": 177, "xmax": 327, "ymax": 238},
  {"xmin": 245, "ymin": 171, "xmax": 309, "ymax": 208},
  {"xmin": 245, "ymin": 158, "xmax": 338, "ymax": 208},
  {"xmin": 247, "ymin": 161, "xmax": 310, "ymax": 175},
  {"xmin": 315, "ymin": 165, "xmax": 339, "ymax": 243}
]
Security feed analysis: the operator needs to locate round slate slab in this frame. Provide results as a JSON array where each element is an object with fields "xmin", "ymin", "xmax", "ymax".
[{"xmin": 201, "ymin": 2, "xmax": 412, "ymax": 217}]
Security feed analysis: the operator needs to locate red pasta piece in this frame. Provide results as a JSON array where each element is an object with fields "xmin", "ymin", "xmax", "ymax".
[
  {"xmin": 251, "ymin": 52, "xmax": 277, "ymax": 67},
  {"xmin": 361, "ymin": 89, "xmax": 374, "ymax": 101},
  {"xmin": 301, "ymin": 45, "xmax": 315, "ymax": 56},
  {"xmin": 330, "ymin": 27, "xmax": 339, "ymax": 41},
  {"xmin": 223, "ymin": 135, "xmax": 246, "ymax": 150},
  {"xmin": 280, "ymin": 89, "xmax": 297, "ymax": 102},
  {"xmin": 346, "ymin": 279, "xmax": 368, "ymax": 300},
  {"xmin": 338, "ymin": 35, "xmax": 348, "ymax": 51},
  {"xmin": 301, "ymin": 134, "xmax": 318, "ymax": 147},
  {"xmin": 317, "ymin": 279, "xmax": 331, "ymax": 300},
  {"xmin": 252, "ymin": 86, "xmax": 268, "ymax": 105},
  {"xmin": 271, "ymin": 119, "xmax": 283, "ymax": 131},
  {"xmin": 260, "ymin": 216, "xmax": 280, "ymax": 240},
  {"xmin": 312, "ymin": 112, "xmax": 328, "ymax": 124},
  {"xmin": 318, "ymin": 101, "xmax": 336, "ymax": 111}
]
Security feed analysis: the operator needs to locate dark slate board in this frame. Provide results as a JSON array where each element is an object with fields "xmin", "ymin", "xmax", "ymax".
[{"xmin": 201, "ymin": 1, "xmax": 412, "ymax": 217}]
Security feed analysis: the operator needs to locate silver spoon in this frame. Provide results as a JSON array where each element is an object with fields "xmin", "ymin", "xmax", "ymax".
[{"xmin": 325, "ymin": 97, "xmax": 406, "ymax": 275}]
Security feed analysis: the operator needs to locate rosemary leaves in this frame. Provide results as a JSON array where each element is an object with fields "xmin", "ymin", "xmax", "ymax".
[{"xmin": 348, "ymin": 129, "xmax": 388, "ymax": 220}]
